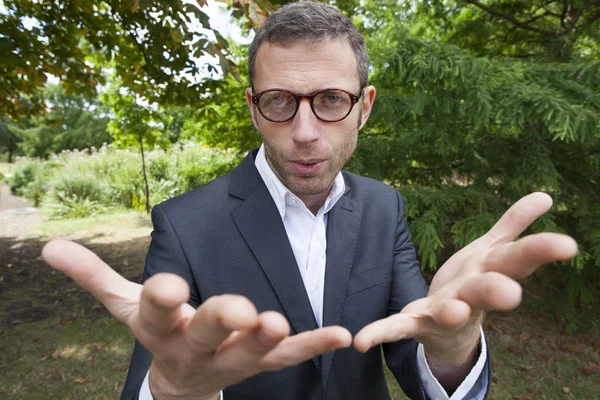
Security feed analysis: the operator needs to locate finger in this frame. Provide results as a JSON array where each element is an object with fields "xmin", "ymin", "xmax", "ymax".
[
  {"xmin": 214, "ymin": 311, "xmax": 291, "ymax": 375},
  {"xmin": 458, "ymin": 272, "xmax": 522, "ymax": 312},
  {"xmin": 353, "ymin": 311, "xmax": 427, "ymax": 353},
  {"xmin": 42, "ymin": 239, "xmax": 141, "ymax": 323},
  {"xmin": 259, "ymin": 325, "xmax": 352, "ymax": 371},
  {"xmin": 138, "ymin": 273, "xmax": 191, "ymax": 337},
  {"xmin": 354, "ymin": 313, "xmax": 423, "ymax": 353},
  {"xmin": 428, "ymin": 297, "xmax": 472, "ymax": 328},
  {"xmin": 353, "ymin": 295, "xmax": 473, "ymax": 353},
  {"xmin": 480, "ymin": 233, "xmax": 578, "ymax": 278},
  {"xmin": 484, "ymin": 192, "xmax": 553, "ymax": 246},
  {"xmin": 185, "ymin": 295, "xmax": 260, "ymax": 352}
]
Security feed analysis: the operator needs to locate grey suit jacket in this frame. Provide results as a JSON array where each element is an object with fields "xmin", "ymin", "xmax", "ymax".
[{"xmin": 120, "ymin": 149, "xmax": 490, "ymax": 400}]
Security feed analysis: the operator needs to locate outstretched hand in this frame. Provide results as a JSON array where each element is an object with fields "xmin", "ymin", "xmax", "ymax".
[
  {"xmin": 354, "ymin": 193, "xmax": 578, "ymax": 367},
  {"xmin": 42, "ymin": 240, "xmax": 352, "ymax": 400}
]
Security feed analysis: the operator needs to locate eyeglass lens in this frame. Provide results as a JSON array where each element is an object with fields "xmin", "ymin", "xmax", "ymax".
[{"xmin": 258, "ymin": 90, "xmax": 353, "ymax": 122}]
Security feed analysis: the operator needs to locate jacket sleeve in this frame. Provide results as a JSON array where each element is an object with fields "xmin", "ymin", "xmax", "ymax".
[
  {"xmin": 383, "ymin": 191, "xmax": 492, "ymax": 400},
  {"xmin": 120, "ymin": 204, "xmax": 201, "ymax": 400}
]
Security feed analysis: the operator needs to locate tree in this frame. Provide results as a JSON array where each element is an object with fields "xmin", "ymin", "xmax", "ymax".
[
  {"xmin": 412, "ymin": 0, "xmax": 600, "ymax": 61},
  {"xmin": 102, "ymin": 85, "xmax": 165, "ymax": 214},
  {"xmin": 0, "ymin": 118, "xmax": 23, "ymax": 162},
  {"xmin": 180, "ymin": 44, "xmax": 260, "ymax": 151},
  {"xmin": 0, "ymin": 0, "xmax": 237, "ymax": 120},
  {"xmin": 341, "ymin": 0, "xmax": 600, "ymax": 328},
  {"xmin": 5, "ymin": 85, "xmax": 112, "ymax": 159}
]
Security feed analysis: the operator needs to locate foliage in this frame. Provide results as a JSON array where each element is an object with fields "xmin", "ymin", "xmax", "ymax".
[
  {"xmin": 180, "ymin": 44, "xmax": 260, "ymax": 152},
  {"xmin": 102, "ymin": 84, "xmax": 167, "ymax": 213},
  {"xmin": 7, "ymin": 143, "xmax": 240, "ymax": 218},
  {"xmin": 172, "ymin": 143, "xmax": 240, "ymax": 192},
  {"xmin": 48, "ymin": 173, "xmax": 108, "ymax": 205},
  {"xmin": 9, "ymin": 158, "xmax": 57, "ymax": 206},
  {"xmin": 342, "ymin": 0, "xmax": 600, "ymax": 328},
  {"xmin": 0, "ymin": 117, "xmax": 22, "ymax": 162},
  {"xmin": 5, "ymin": 85, "xmax": 112, "ymax": 160},
  {"xmin": 45, "ymin": 193, "xmax": 111, "ymax": 219},
  {"xmin": 411, "ymin": 0, "xmax": 600, "ymax": 61},
  {"xmin": 0, "ymin": 0, "xmax": 237, "ymax": 120}
]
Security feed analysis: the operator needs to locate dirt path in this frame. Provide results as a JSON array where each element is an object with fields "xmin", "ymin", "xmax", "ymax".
[
  {"xmin": 0, "ymin": 183, "xmax": 44, "ymax": 238},
  {"xmin": 0, "ymin": 183, "xmax": 148, "ymax": 330}
]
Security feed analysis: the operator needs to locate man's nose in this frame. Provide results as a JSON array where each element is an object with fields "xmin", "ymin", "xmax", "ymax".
[{"xmin": 291, "ymin": 99, "xmax": 320, "ymax": 144}]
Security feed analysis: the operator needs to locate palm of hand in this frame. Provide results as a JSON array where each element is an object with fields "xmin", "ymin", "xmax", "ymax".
[
  {"xmin": 353, "ymin": 192, "xmax": 577, "ymax": 360},
  {"xmin": 42, "ymin": 241, "xmax": 352, "ymax": 399}
]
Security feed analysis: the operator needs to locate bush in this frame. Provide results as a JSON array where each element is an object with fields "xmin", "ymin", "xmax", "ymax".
[
  {"xmin": 174, "ymin": 144, "xmax": 239, "ymax": 193},
  {"xmin": 8, "ymin": 143, "xmax": 240, "ymax": 219},
  {"xmin": 45, "ymin": 192, "xmax": 111, "ymax": 219},
  {"xmin": 46, "ymin": 173, "xmax": 107, "ymax": 204},
  {"xmin": 10, "ymin": 159, "xmax": 58, "ymax": 206},
  {"xmin": 10, "ymin": 159, "xmax": 42, "ymax": 195}
]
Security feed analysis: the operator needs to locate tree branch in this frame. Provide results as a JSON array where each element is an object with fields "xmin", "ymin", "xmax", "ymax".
[
  {"xmin": 585, "ymin": 9, "xmax": 600, "ymax": 25},
  {"xmin": 464, "ymin": 0, "xmax": 558, "ymax": 35}
]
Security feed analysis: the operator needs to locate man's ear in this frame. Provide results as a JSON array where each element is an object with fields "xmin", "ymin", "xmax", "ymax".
[
  {"xmin": 246, "ymin": 88, "xmax": 260, "ymax": 130},
  {"xmin": 358, "ymin": 86, "xmax": 376, "ymax": 131}
]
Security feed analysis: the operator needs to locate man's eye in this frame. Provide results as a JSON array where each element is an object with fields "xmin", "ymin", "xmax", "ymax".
[
  {"xmin": 271, "ymin": 96, "xmax": 285, "ymax": 106},
  {"xmin": 326, "ymin": 95, "xmax": 341, "ymax": 104},
  {"xmin": 317, "ymin": 91, "xmax": 347, "ymax": 107}
]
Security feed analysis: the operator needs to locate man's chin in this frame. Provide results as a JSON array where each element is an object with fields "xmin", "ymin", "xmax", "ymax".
[{"xmin": 287, "ymin": 178, "xmax": 333, "ymax": 197}]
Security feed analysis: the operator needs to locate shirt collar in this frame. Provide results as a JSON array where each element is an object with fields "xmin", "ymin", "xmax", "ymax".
[{"xmin": 254, "ymin": 144, "xmax": 346, "ymax": 219}]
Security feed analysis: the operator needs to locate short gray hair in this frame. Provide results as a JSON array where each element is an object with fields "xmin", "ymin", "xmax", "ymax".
[{"xmin": 248, "ymin": 1, "xmax": 369, "ymax": 90}]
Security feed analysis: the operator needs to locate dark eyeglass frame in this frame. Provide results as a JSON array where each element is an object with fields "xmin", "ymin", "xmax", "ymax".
[{"xmin": 251, "ymin": 88, "xmax": 362, "ymax": 123}]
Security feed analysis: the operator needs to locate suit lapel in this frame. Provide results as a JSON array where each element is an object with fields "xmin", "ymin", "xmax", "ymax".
[
  {"xmin": 321, "ymin": 186, "xmax": 363, "ymax": 388},
  {"xmin": 229, "ymin": 151, "xmax": 321, "ymax": 371}
]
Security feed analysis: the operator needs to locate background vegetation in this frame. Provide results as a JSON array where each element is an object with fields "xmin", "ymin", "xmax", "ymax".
[{"xmin": 1, "ymin": 0, "xmax": 599, "ymax": 398}]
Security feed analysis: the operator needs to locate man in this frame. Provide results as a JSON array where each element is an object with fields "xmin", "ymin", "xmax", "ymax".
[{"xmin": 42, "ymin": 2, "xmax": 578, "ymax": 400}]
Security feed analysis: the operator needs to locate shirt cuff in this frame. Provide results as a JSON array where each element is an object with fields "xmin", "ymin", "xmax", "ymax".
[
  {"xmin": 139, "ymin": 371, "xmax": 224, "ymax": 400},
  {"xmin": 416, "ymin": 327, "xmax": 487, "ymax": 400}
]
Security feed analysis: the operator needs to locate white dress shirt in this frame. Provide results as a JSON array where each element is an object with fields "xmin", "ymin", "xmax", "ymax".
[{"xmin": 140, "ymin": 144, "xmax": 487, "ymax": 400}]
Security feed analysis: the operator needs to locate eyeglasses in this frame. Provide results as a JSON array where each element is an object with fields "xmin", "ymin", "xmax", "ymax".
[{"xmin": 251, "ymin": 88, "xmax": 362, "ymax": 123}]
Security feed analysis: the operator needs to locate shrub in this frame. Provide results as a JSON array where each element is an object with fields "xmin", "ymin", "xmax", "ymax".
[
  {"xmin": 45, "ymin": 192, "xmax": 110, "ymax": 219},
  {"xmin": 46, "ymin": 173, "xmax": 107, "ymax": 204},
  {"xmin": 174, "ymin": 144, "xmax": 239, "ymax": 193},
  {"xmin": 10, "ymin": 159, "xmax": 42, "ymax": 195},
  {"xmin": 8, "ymin": 143, "xmax": 240, "ymax": 218},
  {"xmin": 10, "ymin": 159, "xmax": 58, "ymax": 206}
]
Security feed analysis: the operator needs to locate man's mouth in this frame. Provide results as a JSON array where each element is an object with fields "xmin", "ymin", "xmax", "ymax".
[{"xmin": 289, "ymin": 160, "xmax": 324, "ymax": 174}]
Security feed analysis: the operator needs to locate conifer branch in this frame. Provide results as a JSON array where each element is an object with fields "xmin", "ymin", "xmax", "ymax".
[{"xmin": 464, "ymin": 0, "xmax": 558, "ymax": 35}]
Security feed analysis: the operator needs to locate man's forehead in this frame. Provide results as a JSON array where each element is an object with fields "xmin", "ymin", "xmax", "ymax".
[{"xmin": 252, "ymin": 40, "xmax": 360, "ymax": 92}]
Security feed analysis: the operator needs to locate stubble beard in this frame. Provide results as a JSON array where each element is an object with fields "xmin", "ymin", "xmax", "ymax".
[
  {"xmin": 264, "ymin": 134, "xmax": 357, "ymax": 197},
  {"xmin": 255, "ymin": 103, "xmax": 364, "ymax": 196},
  {"xmin": 262, "ymin": 109, "xmax": 362, "ymax": 197}
]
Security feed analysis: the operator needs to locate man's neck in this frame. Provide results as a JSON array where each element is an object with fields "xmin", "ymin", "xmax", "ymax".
[{"xmin": 298, "ymin": 191, "xmax": 330, "ymax": 216}]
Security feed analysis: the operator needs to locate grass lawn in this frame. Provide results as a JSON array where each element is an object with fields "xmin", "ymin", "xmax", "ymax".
[{"xmin": 1, "ymin": 210, "xmax": 599, "ymax": 399}]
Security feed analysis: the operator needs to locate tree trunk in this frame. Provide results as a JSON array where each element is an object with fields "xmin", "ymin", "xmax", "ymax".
[
  {"xmin": 138, "ymin": 132, "xmax": 151, "ymax": 214},
  {"xmin": 8, "ymin": 134, "xmax": 14, "ymax": 163}
]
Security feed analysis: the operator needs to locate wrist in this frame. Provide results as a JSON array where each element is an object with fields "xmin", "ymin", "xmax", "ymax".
[
  {"xmin": 149, "ymin": 362, "xmax": 220, "ymax": 400},
  {"xmin": 422, "ymin": 326, "xmax": 481, "ymax": 366},
  {"xmin": 424, "ymin": 338, "xmax": 479, "ymax": 369},
  {"xmin": 421, "ymin": 331, "xmax": 481, "ymax": 395}
]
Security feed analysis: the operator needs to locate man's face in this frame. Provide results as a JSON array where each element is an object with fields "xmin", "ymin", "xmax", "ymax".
[{"xmin": 246, "ymin": 39, "xmax": 376, "ymax": 201}]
